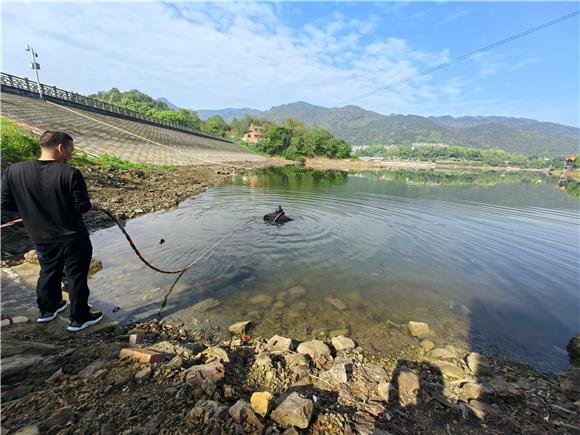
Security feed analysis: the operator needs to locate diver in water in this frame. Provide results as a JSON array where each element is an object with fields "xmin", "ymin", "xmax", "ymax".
[{"xmin": 264, "ymin": 205, "xmax": 292, "ymax": 223}]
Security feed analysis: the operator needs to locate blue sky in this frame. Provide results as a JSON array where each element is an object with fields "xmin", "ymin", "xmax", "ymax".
[{"xmin": 2, "ymin": 1, "xmax": 579, "ymax": 126}]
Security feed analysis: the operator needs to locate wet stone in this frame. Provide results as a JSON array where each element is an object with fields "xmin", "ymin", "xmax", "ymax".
[
  {"xmin": 249, "ymin": 294, "xmax": 274, "ymax": 307},
  {"xmin": 287, "ymin": 286, "xmax": 306, "ymax": 299},
  {"xmin": 407, "ymin": 321, "xmax": 431, "ymax": 338},
  {"xmin": 420, "ymin": 340, "xmax": 435, "ymax": 351},
  {"xmin": 325, "ymin": 297, "xmax": 347, "ymax": 311},
  {"xmin": 191, "ymin": 298, "xmax": 221, "ymax": 312},
  {"xmin": 466, "ymin": 352, "xmax": 493, "ymax": 376}
]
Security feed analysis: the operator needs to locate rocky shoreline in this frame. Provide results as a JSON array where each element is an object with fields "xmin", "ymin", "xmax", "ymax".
[
  {"xmin": 1, "ymin": 159, "xmax": 579, "ymax": 434},
  {"xmin": 1, "ymin": 313, "xmax": 579, "ymax": 434}
]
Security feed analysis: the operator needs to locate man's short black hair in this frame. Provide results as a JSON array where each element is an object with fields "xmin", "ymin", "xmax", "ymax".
[{"xmin": 39, "ymin": 131, "xmax": 73, "ymax": 149}]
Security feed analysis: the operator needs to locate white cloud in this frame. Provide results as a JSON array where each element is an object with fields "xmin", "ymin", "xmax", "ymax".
[{"xmin": 2, "ymin": 2, "xmax": 576, "ymax": 126}]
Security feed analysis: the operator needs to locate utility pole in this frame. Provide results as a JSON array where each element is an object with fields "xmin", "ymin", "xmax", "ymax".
[{"xmin": 25, "ymin": 44, "xmax": 42, "ymax": 99}]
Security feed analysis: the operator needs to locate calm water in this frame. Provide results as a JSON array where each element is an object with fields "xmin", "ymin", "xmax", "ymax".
[{"xmin": 89, "ymin": 167, "xmax": 579, "ymax": 372}]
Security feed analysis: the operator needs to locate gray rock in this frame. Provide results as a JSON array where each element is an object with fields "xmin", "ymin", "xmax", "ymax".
[
  {"xmin": 377, "ymin": 382, "xmax": 394, "ymax": 401},
  {"xmin": 460, "ymin": 382, "xmax": 486, "ymax": 400},
  {"xmin": 297, "ymin": 340, "xmax": 333, "ymax": 368},
  {"xmin": 229, "ymin": 400, "xmax": 264, "ymax": 433},
  {"xmin": 559, "ymin": 368, "xmax": 580, "ymax": 401},
  {"xmin": 38, "ymin": 407, "xmax": 74, "ymax": 433},
  {"xmin": 202, "ymin": 346, "xmax": 230, "ymax": 363},
  {"xmin": 407, "ymin": 321, "xmax": 431, "ymax": 338},
  {"xmin": 13, "ymin": 426, "xmax": 40, "ymax": 435},
  {"xmin": 256, "ymin": 353, "xmax": 273, "ymax": 368},
  {"xmin": 270, "ymin": 392, "xmax": 313, "ymax": 429},
  {"xmin": 135, "ymin": 366, "xmax": 151, "ymax": 381},
  {"xmin": 191, "ymin": 298, "xmax": 221, "ymax": 312},
  {"xmin": 431, "ymin": 348, "xmax": 455, "ymax": 359},
  {"xmin": 489, "ymin": 378, "xmax": 524, "ymax": 401},
  {"xmin": 321, "ymin": 363, "xmax": 349, "ymax": 385},
  {"xmin": 228, "ymin": 321, "xmax": 252, "ymax": 335},
  {"xmin": 332, "ymin": 335, "xmax": 355, "ymax": 351},
  {"xmin": 325, "ymin": 297, "xmax": 347, "ymax": 311},
  {"xmin": 431, "ymin": 361, "xmax": 464, "ymax": 379},
  {"xmin": 397, "ymin": 370, "xmax": 420, "ymax": 394},
  {"xmin": 185, "ymin": 362, "xmax": 225, "ymax": 386},
  {"xmin": 466, "ymin": 352, "xmax": 493, "ymax": 376},
  {"xmin": 166, "ymin": 355, "xmax": 183, "ymax": 370},
  {"xmin": 267, "ymin": 335, "xmax": 292, "ymax": 353},
  {"xmin": 189, "ymin": 400, "xmax": 226, "ymax": 421},
  {"xmin": 284, "ymin": 353, "xmax": 310, "ymax": 378},
  {"xmin": 567, "ymin": 334, "xmax": 580, "ymax": 368},
  {"xmin": 329, "ymin": 329, "xmax": 350, "ymax": 337},
  {"xmin": 420, "ymin": 340, "xmax": 435, "ymax": 351},
  {"xmin": 297, "ymin": 340, "xmax": 331, "ymax": 359}
]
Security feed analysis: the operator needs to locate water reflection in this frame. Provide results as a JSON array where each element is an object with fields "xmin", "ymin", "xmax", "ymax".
[{"xmin": 89, "ymin": 166, "xmax": 579, "ymax": 372}]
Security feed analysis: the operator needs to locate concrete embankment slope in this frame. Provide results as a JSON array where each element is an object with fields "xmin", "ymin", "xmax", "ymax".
[{"xmin": 0, "ymin": 92, "xmax": 264, "ymax": 166}]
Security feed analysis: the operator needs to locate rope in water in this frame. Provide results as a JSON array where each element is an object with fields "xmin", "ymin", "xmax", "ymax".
[
  {"xmin": 2, "ymin": 210, "xmax": 255, "ymax": 315},
  {"xmin": 1, "ymin": 210, "xmax": 253, "ymax": 274},
  {"xmin": 102, "ymin": 209, "xmax": 253, "ymax": 274}
]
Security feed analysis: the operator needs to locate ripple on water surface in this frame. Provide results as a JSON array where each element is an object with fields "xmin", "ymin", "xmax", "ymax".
[{"xmin": 89, "ymin": 168, "xmax": 579, "ymax": 372}]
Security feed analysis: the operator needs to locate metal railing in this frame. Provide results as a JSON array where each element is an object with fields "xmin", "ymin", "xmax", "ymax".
[{"xmin": 0, "ymin": 72, "xmax": 232, "ymax": 143}]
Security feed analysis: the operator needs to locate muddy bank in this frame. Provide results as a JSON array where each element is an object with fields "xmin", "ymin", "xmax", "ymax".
[
  {"xmin": 1, "ymin": 315, "xmax": 579, "ymax": 434},
  {"xmin": 1, "ymin": 158, "xmax": 287, "ymax": 264}
]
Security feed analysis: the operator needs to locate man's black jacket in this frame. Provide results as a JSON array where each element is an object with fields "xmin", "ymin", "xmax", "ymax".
[{"xmin": 1, "ymin": 160, "xmax": 92, "ymax": 244}]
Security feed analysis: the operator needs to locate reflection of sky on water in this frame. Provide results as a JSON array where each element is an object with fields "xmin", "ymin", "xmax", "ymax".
[{"xmin": 89, "ymin": 168, "xmax": 579, "ymax": 372}]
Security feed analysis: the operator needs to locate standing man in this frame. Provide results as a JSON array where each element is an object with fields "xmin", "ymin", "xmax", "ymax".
[{"xmin": 1, "ymin": 131, "xmax": 103, "ymax": 332}]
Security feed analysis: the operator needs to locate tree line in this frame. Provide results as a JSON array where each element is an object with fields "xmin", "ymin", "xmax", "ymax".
[
  {"xmin": 92, "ymin": 89, "xmax": 351, "ymax": 159},
  {"xmin": 355, "ymin": 144, "xmax": 575, "ymax": 169}
]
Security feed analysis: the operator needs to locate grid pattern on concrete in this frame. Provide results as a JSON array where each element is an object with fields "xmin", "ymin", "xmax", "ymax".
[{"xmin": 1, "ymin": 92, "xmax": 264, "ymax": 166}]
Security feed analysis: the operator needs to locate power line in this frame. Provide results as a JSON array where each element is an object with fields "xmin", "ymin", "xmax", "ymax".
[{"xmin": 340, "ymin": 10, "xmax": 579, "ymax": 106}]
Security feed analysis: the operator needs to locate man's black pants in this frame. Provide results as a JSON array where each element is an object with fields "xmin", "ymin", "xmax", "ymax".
[{"xmin": 35, "ymin": 236, "xmax": 92, "ymax": 322}]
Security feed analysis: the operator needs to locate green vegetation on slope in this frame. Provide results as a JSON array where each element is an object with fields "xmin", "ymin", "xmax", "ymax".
[
  {"xmin": 0, "ymin": 117, "xmax": 175, "ymax": 171},
  {"xmin": 91, "ymin": 89, "xmax": 228, "ymax": 137},
  {"xmin": 232, "ymin": 117, "xmax": 351, "ymax": 160}
]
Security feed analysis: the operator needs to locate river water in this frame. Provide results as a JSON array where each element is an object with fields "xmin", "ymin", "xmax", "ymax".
[{"xmin": 89, "ymin": 167, "xmax": 579, "ymax": 372}]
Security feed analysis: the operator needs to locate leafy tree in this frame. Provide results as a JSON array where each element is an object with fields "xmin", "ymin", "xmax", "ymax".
[{"xmin": 201, "ymin": 115, "xmax": 228, "ymax": 137}]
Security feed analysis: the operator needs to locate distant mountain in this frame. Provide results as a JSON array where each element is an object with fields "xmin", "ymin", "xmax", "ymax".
[
  {"xmin": 197, "ymin": 108, "xmax": 261, "ymax": 122},
  {"xmin": 250, "ymin": 102, "xmax": 578, "ymax": 156},
  {"xmin": 158, "ymin": 97, "xmax": 179, "ymax": 110}
]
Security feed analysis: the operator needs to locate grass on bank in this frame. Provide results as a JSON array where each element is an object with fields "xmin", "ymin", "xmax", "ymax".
[{"xmin": 1, "ymin": 116, "xmax": 175, "ymax": 171}]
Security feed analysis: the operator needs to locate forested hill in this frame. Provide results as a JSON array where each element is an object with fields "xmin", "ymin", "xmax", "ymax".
[
  {"xmin": 255, "ymin": 102, "xmax": 579, "ymax": 156},
  {"xmin": 91, "ymin": 88, "xmax": 578, "ymax": 155},
  {"xmin": 201, "ymin": 102, "xmax": 578, "ymax": 156}
]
